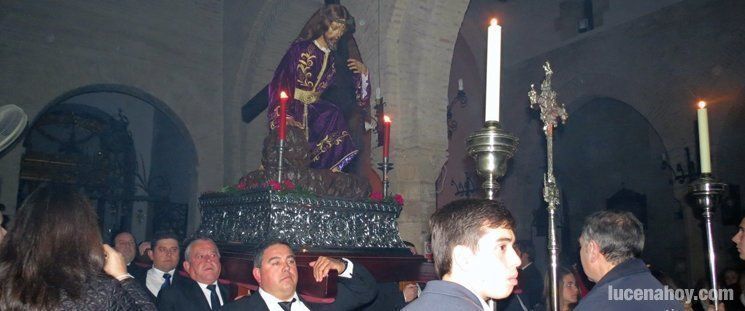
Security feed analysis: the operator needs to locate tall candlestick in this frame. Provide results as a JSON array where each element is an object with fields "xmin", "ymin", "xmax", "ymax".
[
  {"xmin": 279, "ymin": 91, "xmax": 289, "ymax": 140},
  {"xmin": 458, "ymin": 78, "xmax": 464, "ymax": 91},
  {"xmin": 383, "ymin": 115, "xmax": 391, "ymax": 157},
  {"xmin": 697, "ymin": 101, "xmax": 711, "ymax": 174},
  {"xmin": 376, "ymin": 87, "xmax": 382, "ymax": 100},
  {"xmin": 485, "ymin": 18, "xmax": 502, "ymax": 122}
]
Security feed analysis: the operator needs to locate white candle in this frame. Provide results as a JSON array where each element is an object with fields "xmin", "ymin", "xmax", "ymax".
[
  {"xmin": 485, "ymin": 18, "xmax": 501, "ymax": 122},
  {"xmin": 697, "ymin": 101, "xmax": 712, "ymax": 173},
  {"xmin": 458, "ymin": 78, "xmax": 464, "ymax": 91},
  {"xmin": 375, "ymin": 87, "xmax": 381, "ymax": 100}
]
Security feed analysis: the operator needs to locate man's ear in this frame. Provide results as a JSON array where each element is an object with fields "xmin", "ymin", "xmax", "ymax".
[
  {"xmin": 451, "ymin": 245, "xmax": 473, "ymax": 272},
  {"xmin": 588, "ymin": 240, "xmax": 600, "ymax": 262},
  {"xmin": 252, "ymin": 267, "xmax": 261, "ymax": 285},
  {"xmin": 147, "ymin": 249, "xmax": 154, "ymax": 261},
  {"xmin": 183, "ymin": 261, "xmax": 191, "ymax": 272}
]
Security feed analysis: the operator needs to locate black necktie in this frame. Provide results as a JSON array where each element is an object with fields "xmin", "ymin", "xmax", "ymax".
[
  {"xmin": 160, "ymin": 273, "xmax": 172, "ymax": 292},
  {"xmin": 207, "ymin": 284, "xmax": 221, "ymax": 310},
  {"xmin": 278, "ymin": 298, "xmax": 296, "ymax": 311}
]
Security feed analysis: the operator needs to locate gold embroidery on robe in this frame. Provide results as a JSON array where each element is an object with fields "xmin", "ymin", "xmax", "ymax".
[
  {"xmin": 311, "ymin": 131, "xmax": 351, "ymax": 162},
  {"xmin": 297, "ymin": 52, "xmax": 316, "ymax": 89},
  {"xmin": 269, "ymin": 106, "xmax": 304, "ymax": 130}
]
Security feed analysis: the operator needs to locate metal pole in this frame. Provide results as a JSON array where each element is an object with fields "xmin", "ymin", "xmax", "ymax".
[
  {"xmin": 277, "ymin": 139, "xmax": 285, "ymax": 184},
  {"xmin": 703, "ymin": 204, "xmax": 719, "ymax": 310},
  {"xmin": 690, "ymin": 174, "xmax": 726, "ymax": 311},
  {"xmin": 382, "ymin": 156, "xmax": 390, "ymax": 197},
  {"xmin": 545, "ymin": 131, "xmax": 560, "ymax": 311}
]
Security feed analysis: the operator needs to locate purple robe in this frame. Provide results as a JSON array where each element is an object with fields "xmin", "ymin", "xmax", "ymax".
[{"xmin": 268, "ymin": 39, "xmax": 371, "ymax": 172}]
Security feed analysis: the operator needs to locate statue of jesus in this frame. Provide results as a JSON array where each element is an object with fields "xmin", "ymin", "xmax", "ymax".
[{"xmin": 267, "ymin": 4, "xmax": 371, "ymax": 173}]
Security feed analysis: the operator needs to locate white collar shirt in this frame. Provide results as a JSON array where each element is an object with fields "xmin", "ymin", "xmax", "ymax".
[
  {"xmin": 145, "ymin": 267, "xmax": 176, "ymax": 297},
  {"xmin": 258, "ymin": 288, "xmax": 310, "ymax": 311},
  {"xmin": 256, "ymin": 258, "xmax": 355, "ymax": 311},
  {"xmin": 197, "ymin": 280, "xmax": 224, "ymax": 309}
]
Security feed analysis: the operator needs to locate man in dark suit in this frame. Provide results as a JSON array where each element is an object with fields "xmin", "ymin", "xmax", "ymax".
[
  {"xmin": 223, "ymin": 240, "xmax": 377, "ymax": 311},
  {"xmin": 361, "ymin": 241, "xmax": 421, "ymax": 310},
  {"xmin": 499, "ymin": 241, "xmax": 543, "ymax": 310},
  {"xmin": 131, "ymin": 231, "xmax": 188, "ymax": 301},
  {"xmin": 113, "ymin": 231, "xmax": 147, "ymax": 277},
  {"xmin": 158, "ymin": 238, "xmax": 231, "ymax": 310},
  {"xmin": 574, "ymin": 210, "xmax": 683, "ymax": 310},
  {"xmin": 403, "ymin": 199, "xmax": 522, "ymax": 311}
]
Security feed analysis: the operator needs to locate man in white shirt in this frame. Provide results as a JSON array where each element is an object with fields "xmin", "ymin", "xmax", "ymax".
[
  {"xmin": 223, "ymin": 240, "xmax": 376, "ymax": 311},
  {"xmin": 158, "ymin": 238, "xmax": 231, "ymax": 310},
  {"xmin": 133, "ymin": 231, "xmax": 186, "ymax": 301}
]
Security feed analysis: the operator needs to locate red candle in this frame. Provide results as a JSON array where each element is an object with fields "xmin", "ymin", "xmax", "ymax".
[
  {"xmin": 279, "ymin": 91, "xmax": 289, "ymax": 140},
  {"xmin": 383, "ymin": 115, "xmax": 391, "ymax": 157}
]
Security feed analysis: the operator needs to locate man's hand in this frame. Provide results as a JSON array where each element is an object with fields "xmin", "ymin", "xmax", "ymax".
[
  {"xmin": 138, "ymin": 241, "xmax": 151, "ymax": 256},
  {"xmin": 308, "ymin": 256, "xmax": 346, "ymax": 282},
  {"xmin": 402, "ymin": 284, "xmax": 418, "ymax": 302},
  {"xmin": 347, "ymin": 59, "xmax": 368, "ymax": 75},
  {"xmin": 103, "ymin": 244, "xmax": 128, "ymax": 279}
]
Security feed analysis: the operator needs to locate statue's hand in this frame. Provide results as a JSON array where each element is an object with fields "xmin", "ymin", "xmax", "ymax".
[{"xmin": 347, "ymin": 59, "xmax": 368, "ymax": 75}]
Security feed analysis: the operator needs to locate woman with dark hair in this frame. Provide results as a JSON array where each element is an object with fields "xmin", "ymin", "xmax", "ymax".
[
  {"xmin": 0, "ymin": 183, "xmax": 156, "ymax": 310},
  {"xmin": 267, "ymin": 3, "xmax": 371, "ymax": 172},
  {"xmin": 537, "ymin": 267, "xmax": 579, "ymax": 311}
]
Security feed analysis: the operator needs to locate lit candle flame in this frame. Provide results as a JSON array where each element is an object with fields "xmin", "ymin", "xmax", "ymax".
[
  {"xmin": 490, "ymin": 18, "xmax": 498, "ymax": 26},
  {"xmin": 384, "ymin": 115, "xmax": 391, "ymax": 123},
  {"xmin": 697, "ymin": 100, "xmax": 706, "ymax": 109},
  {"xmin": 280, "ymin": 91, "xmax": 288, "ymax": 99}
]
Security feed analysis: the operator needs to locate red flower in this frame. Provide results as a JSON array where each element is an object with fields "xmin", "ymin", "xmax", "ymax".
[
  {"xmin": 236, "ymin": 181, "xmax": 249, "ymax": 190},
  {"xmin": 394, "ymin": 194, "xmax": 404, "ymax": 205},
  {"xmin": 283, "ymin": 179, "xmax": 296, "ymax": 190},
  {"xmin": 268, "ymin": 180, "xmax": 282, "ymax": 191},
  {"xmin": 370, "ymin": 192, "xmax": 383, "ymax": 201}
]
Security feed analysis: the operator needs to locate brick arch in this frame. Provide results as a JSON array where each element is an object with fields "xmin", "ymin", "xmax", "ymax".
[
  {"xmin": 554, "ymin": 71, "xmax": 675, "ymax": 153},
  {"xmin": 34, "ymin": 83, "xmax": 198, "ymax": 166},
  {"xmin": 555, "ymin": 96, "xmax": 678, "ymax": 269}
]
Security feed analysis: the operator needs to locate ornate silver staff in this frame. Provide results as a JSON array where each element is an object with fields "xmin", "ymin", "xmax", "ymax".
[{"xmin": 529, "ymin": 61, "xmax": 568, "ymax": 311}]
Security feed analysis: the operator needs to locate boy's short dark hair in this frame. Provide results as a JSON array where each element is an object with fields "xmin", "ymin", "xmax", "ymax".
[{"xmin": 430, "ymin": 199, "xmax": 515, "ymax": 278}]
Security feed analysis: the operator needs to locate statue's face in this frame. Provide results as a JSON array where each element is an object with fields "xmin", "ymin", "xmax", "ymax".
[{"xmin": 323, "ymin": 21, "xmax": 346, "ymax": 51}]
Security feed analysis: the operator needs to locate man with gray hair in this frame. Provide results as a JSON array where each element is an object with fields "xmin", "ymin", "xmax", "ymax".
[
  {"xmin": 574, "ymin": 210, "xmax": 682, "ymax": 310},
  {"xmin": 157, "ymin": 238, "xmax": 231, "ymax": 310}
]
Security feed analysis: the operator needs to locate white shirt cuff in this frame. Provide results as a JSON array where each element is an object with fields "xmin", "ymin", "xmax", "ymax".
[{"xmin": 339, "ymin": 258, "xmax": 354, "ymax": 278}]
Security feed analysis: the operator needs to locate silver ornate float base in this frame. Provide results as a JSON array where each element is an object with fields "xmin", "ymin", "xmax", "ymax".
[{"xmin": 196, "ymin": 190, "xmax": 406, "ymax": 250}]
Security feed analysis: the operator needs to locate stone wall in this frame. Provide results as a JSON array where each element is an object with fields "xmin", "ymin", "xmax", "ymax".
[{"xmin": 0, "ymin": 1, "xmax": 223, "ymax": 232}]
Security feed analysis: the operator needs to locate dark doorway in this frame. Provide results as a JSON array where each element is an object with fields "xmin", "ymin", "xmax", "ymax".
[{"xmin": 18, "ymin": 85, "xmax": 197, "ymax": 243}]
